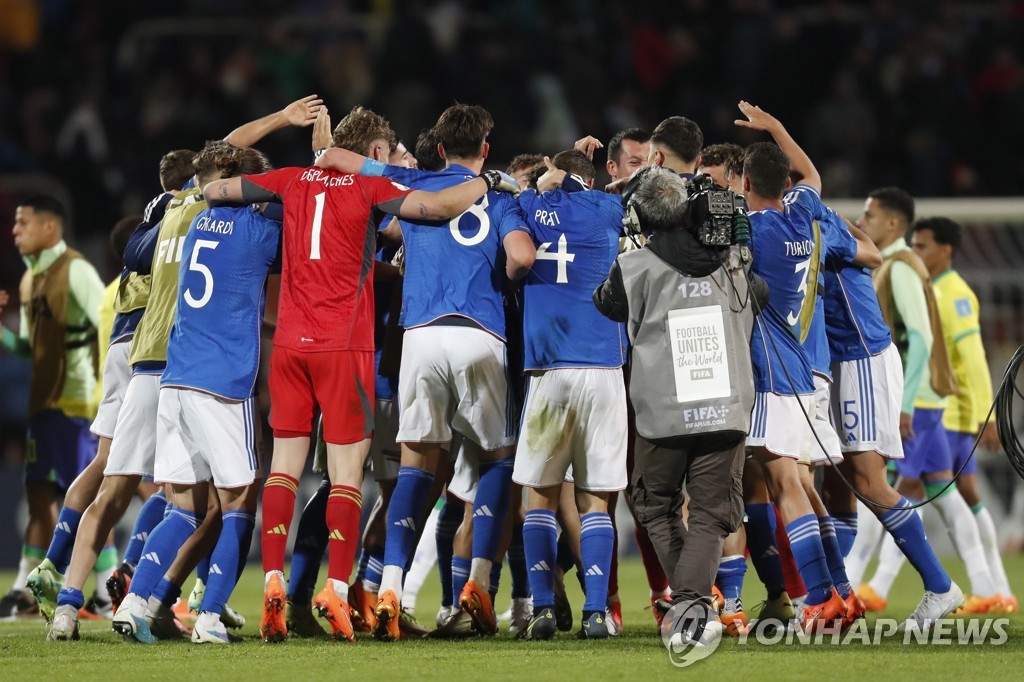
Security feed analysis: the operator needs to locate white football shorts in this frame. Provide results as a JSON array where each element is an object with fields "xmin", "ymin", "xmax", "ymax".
[
  {"xmin": 829, "ymin": 343, "xmax": 905, "ymax": 459},
  {"xmin": 397, "ymin": 325, "xmax": 516, "ymax": 451},
  {"xmin": 746, "ymin": 391, "xmax": 822, "ymax": 462},
  {"xmin": 513, "ymin": 368, "xmax": 628, "ymax": 491},
  {"xmin": 105, "ymin": 371, "xmax": 160, "ymax": 477},
  {"xmin": 90, "ymin": 339, "xmax": 132, "ymax": 439},
  {"xmin": 155, "ymin": 387, "xmax": 261, "ymax": 488}
]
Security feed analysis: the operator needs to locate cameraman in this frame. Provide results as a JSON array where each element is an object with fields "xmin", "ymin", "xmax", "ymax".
[{"xmin": 593, "ymin": 166, "xmax": 767, "ymax": 635}]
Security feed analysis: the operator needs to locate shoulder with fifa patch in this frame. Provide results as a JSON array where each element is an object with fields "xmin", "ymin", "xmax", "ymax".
[{"xmin": 955, "ymin": 297, "xmax": 972, "ymax": 317}]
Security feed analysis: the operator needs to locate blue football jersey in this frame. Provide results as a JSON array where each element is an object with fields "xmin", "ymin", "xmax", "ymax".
[
  {"xmin": 161, "ymin": 205, "xmax": 280, "ymax": 400},
  {"xmin": 800, "ymin": 206, "xmax": 859, "ymax": 377},
  {"xmin": 374, "ymin": 239, "xmax": 401, "ymax": 401},
  {"xmin": 518, "ymin": 188, "xmax": 626, "ymax": 370},
  {"xmin": 748, "ymin": 184, "xmax": 820, "ymax": 395},
  {"xmin": 383, "ymin": 164, "xmax": 529, "ymax": 340},
  {"xmin": 822, "ymin": 210, "xmax": 892, "ymax": 362}
]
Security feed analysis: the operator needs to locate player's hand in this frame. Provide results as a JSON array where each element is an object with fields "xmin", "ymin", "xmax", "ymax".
[
  {"xmin": 734, "ymin": 100, "xmax": 781, "ymax": 133},
  {"xmin": 899, "ymin": 412, "xmax": 915, "ymax": 441},
  {"xmin": 0, "ymin": 290, "xmax": 8, "ymax": 315},
  {"xmin": 605, "ymin": 176, "xmax": 630, "ymax": 194},
  {"xmin": 312, "ymin": 106, "xmax": 332, "ymax": 152},
  {"xmin": 481, "ymin": 170, "xmax": 521, "ymax": 197},
  {"xmin": 536, "ymin": 156, "xmax": 566, "ymax": 193},
  {"xmin": 980, "ymin": 420, "xmax": 1002, "ymax": 452},
  {"xmin": 282, "ymin": 94, "xmax": 324, "ymax": 128},
  {"xmin": 574, "ymin": 135, "xmax": 604, "ymax": 160}
]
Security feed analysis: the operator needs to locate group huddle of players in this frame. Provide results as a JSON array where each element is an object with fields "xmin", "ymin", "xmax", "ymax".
[{"xmin": 18, "ymin": 90, "xmax": 1014, "ymax": 647}]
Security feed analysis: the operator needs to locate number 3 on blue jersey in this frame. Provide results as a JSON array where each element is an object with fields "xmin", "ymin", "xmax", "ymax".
[
  {"xmin": 184, "ymin": 239, "xmax": 218, "ymax": 309},
  {"xmin": 535, "ymin": 233, "xmax": 576, "ymax": 284}
]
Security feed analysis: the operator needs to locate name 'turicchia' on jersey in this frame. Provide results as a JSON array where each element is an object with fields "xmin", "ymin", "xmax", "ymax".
[
  {"xmin": 747, "ymin": 184, "xmax": 821, "ymax": 395},
  {"xmin": 161, "ymin": 205, "xmax": 280, "ymax": 401},
  {"xmin": 384, "ymin": 163, "xmax": 529, "ymax": 340},
  {"xmin": 800, "ymin": 205, "xmax": 860, "ymax": 378},
  {"xmin": 129, "ymin": 187, "xmax": 207, "ymax": 369},
  {"xmin": 822, "ymin": 212, "xmax": 892, "ymax": 363},
  {"xmin": 517, "ymin": 188, "xmax": 626, "ymax": 370}
]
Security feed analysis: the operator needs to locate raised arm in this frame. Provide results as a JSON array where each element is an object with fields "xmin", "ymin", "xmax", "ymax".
[
  {"xmin": 203, "ymin": 177, "xmax": 245, "ymax": 204},
  {"xmin": 735, "ymin": 101, "xmax": 821, "ymax": 194},
  {"xmin": 224, "ymin": 95, "xmax": 324, "ymax": 148}
]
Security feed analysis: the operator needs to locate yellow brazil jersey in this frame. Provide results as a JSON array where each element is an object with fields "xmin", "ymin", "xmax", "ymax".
[
  {"xmin": 91, "ymin": 278, "xmax": 119, "ymax": 405},
  {"xmin": 129, "ymin": 188, "xmax": 207, "ymax": 366},
  {"xmin": 932, "ymin": 270, "xmax": 993, "ymax": 433}
]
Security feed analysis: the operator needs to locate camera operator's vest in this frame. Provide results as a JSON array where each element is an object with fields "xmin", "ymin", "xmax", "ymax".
[{"xmin": 618, "ymin": 246, "xmax": 755, "ymax": 440}]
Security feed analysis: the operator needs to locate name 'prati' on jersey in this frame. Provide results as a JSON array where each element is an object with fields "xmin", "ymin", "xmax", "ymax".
[{"xmin": 518, "ymin": 188, "xmax": 626, "ymax": 370}]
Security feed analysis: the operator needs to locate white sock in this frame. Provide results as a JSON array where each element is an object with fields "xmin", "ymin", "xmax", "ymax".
[
  {"xmin": 403, "ymin": 508, "xmax": 440, "ymax": 610},
  {"xmin": 13, "ymin": 555, "xmax": 33, "ymax": 590},
  {"xmin": 870, "ymin": 510, "xmax": 918, "ymax": 599},
  {"xmin": 846, "ymin": 501, "xmax": 884, "ymax": 586},
  {"xmin": 469, "ymin": 558, "xmax": 493, "ymax": 592},
  {"xmin": 380, "ymin": 565, "xmax": 405, "ymax": 602},
  {"xmin": 974, "ymin": 505, "xmax": 1012, "ymax": 596},
  {"xmin": 935, "ymin": 490, "xmax": 997, "ymax": 597},
  {"xmin": 328, "ymin": 578, "xmax": 349, "ymax": 604}
]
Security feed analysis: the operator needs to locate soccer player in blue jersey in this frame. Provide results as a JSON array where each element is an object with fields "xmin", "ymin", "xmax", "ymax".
[
  {"xmin": 817, "ymin": 201, "xmax": 965, "ymax": 628},
  {"xmin": 316, "ymin": 103, "xmax": 535, "ymax": 639},
  {"xmin": 113, "ymin": 146, "xmax": 279, "ymax": 645},
  {"xmin": 511, "ymin": 150, "xmax": 626, "ymax": 640},
  {"xmin": 734, "ymin": 101, "xmax": 848, "ymax": 632},
  {"xmin": 790, "ymin": 199, "xmax": 882, "ymax": 627}
]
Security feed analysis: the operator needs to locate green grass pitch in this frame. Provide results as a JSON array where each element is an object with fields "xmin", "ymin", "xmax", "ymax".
[{"xmin": 1, "ymin": 554, "xmax": 1023, "ymax": 681}]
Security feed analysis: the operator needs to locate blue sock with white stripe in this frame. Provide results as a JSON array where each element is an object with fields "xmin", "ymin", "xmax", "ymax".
[
  {"xmin": 288, "ymin": 477, "xmax": 329, "ymax": 604},
  {"xmin": 744, "ymin": 503, "xmax": 786, "ymax": 595},
  {"xmin": 523, "ymin": 510, "xmax": 557, "ymax": 609},
  {"xmin": 785, "ymin": 514, "xmax": 833, "ymax": 606},
  {"xmin": 580, "ymin": 512, "xmax": 615, "ymax": 613},
  {"xmin": 383, "ymin": 467, "xmax": 435, "ymax": 571},
  {"xmin": 832, "ymin": 512, "xmax": 858, "ymax": 558},
  {"xmin": 122, "ymin": 491, "xmax": 168, "ymax": 570},
  {"xmin": 879, "ymin": 497, "xmax": 951, "ymax": 593},
  {"xmin": 717, "ymin": 555, "xmax": 747, "ymax": 601},
  {"xmin": 451, "ymin": 556, "xmax": 472, "ymax": 602},
  {"xmin": 46, "ymin": 506, "xmax": 83, "ymax": 574},
  {"xmin": 472, "ymin": 458, "xmax": 514, "ymax": 562},
  {"xmin": 435, "ymin": 498, "xmax": 462, "ymax": 607},
  {"xmin": 128, "ymin": 507, "xmax": 199, "ymax": 601},
  {"xmin": 819, "ymin": 516, "xmax": 852, "ymax": 598},
  {"xmin": 201, "ymin": 511, "xmax": 254, "ymax": 616},
  {"xmin": 363, "ymin": 550, "xmax": 385, "ymax": 592}
]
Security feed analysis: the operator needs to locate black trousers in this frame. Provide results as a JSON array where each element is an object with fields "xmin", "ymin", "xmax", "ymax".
[{"xmin": 629, "ymin": 430, "xmax": 745, "ymax": 604}]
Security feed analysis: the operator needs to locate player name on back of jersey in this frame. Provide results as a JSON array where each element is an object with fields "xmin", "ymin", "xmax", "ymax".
[
  {"xmin": 300, "ymin": 167, "xmax": 355, "ymax": 187},
  {"xmin": 785, "ymin": 239, "xmax": 815, "ymax": 257},
  {"xmin": 195, "ymin": 215, "xmax": 234, "ymax": 235},
  {"xmin": 534, "ymin": 208, "xmax": 561, "ymax": 226}
]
